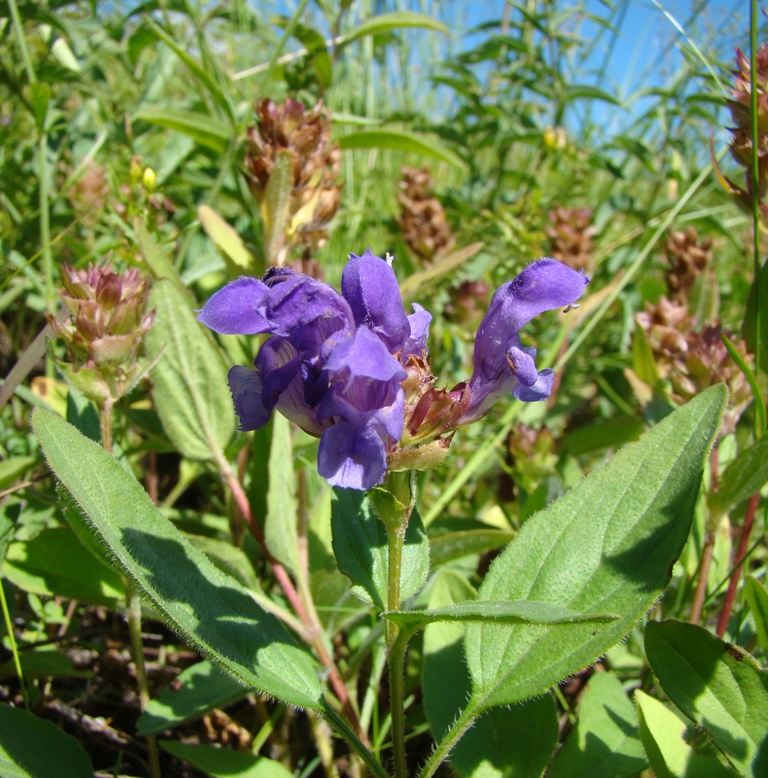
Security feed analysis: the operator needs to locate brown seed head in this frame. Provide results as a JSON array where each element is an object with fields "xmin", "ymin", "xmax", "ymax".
[
  {"xmin": 396, "ymin": 166, "xmax": 455, "ymax": 262},
  {"xmin": 546, "ymin": 206, "xmax": 596, "ymax": 273},
  {"xmin": 663, "ymin": 228, "xmax": 712, "ymax": 302},
  {"xmin": 244, "ymin": 98, "xmax": 341, "ymax": 252}
]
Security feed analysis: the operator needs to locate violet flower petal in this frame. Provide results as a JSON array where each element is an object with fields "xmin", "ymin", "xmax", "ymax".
[
  {"xmin": 317, "ymin": 419, "xmax": 388, "ymax": 490},
  {"xmin": 462, "ymin": 258, "xmax": 588, "ymax": 421},
  {"xmin": 324, "ymin": 327, "xmax": 408, "ymax": 388},
  {"xmin": 514, "ymin": 369, "xmax": 554, "ymax": 402},
  {"xmin": 341, "ymin": 249, "xmax": 410, "ymax": 352},
  {"xmin": 402, "ymin": 303, "xmax": 432, "ymax": 359},
  {"xmin": 255, "ymin": 337, "xmax": 301, "ymax": 412},
  {"xmin": 197, "ymin": 277, "xmax": 270, "ymax": 335},
  {"xmin": 260, "ymin": 273, "xmax": 354, "ymax": 339},
  {"xmin": 228, "ymin": 365, "xmax": 271, "ymax": 430}
]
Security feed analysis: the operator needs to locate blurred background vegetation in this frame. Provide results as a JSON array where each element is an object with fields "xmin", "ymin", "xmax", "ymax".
[{"xmin": 1, "ymin": 0, "xmax": 767, "ymax": 775}]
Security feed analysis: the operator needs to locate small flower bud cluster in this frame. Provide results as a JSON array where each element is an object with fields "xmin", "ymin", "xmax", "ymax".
[
  {"xmin": 244, "ymin": 98, "xmax": 341, "ymax": 254},
  {"xmin": 396, "ymin": 166, "xmax": 455, "ymax": 262},
  {"xmin": 546, "ymin": 206, "xmax": 596, "ymax": 274},
  {"xmin": 47, "ymin": 264, "xmax": 155, "ymax": 408}
]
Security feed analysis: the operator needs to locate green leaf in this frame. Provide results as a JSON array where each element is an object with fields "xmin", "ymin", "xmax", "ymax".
[
  {"xmin": 132, "ymin": 107, "xmax": 230, "ymax": 154},
  {"xmin": 0, "ymin": 502, "xmax": 19, "ymax": 563},
  {"xmin": 464, "ymin": 385, "xmax": 726, "ymax": 711},
  {"xmin": 562, "ymin": 84, "xmax": 621, "ymax": 105},
  {"xmin": 32, "ymin": 409, "xmax": 324, "ymax": 709},
  {"xmin": 338, "ymin": 129, "xmax": 467, "ymax": 170},
  {"xmin": 134, "ymin": 217, "xmax": 183, "ymax": 286},
  {"xmin": 261, "ymin": 151, "xmax": 293, "ymax": 266},
  {"xmin": 0, "ymin": 456, "xmax": 36, "ymax": 491},
  {"xmin": 383, "ymin": 601, "xmax": 619, "ymax": 633},
  {"xmin": 721, "ymin": 334, "xmax": 766, "ymax": 434},
  {"xmin": 137, "ymin": 660, "xmax": 247, "ymax": 736},
  {"xmin": 710, "ymin": 433, "xmax": 768, "ymax": 515},
  {"xmin": 429, "ymin": 527, "xmax": 515, "ymax": 568},
  {"xmin": 745, "ymin": 576, "xmax": 768, "ymax": 656},
  {"xmin": 144, "ymin": 19, "xmax": 233, "ymax": 120},
  {"xmin": 635, "ymin": 689, "xmax": 732, "ymax": 778},
  {"xmin": 0, "ymin": 645, "xmax": 91, "ymax": 681},
  {"xmin": 198, "ymin": 204, "xmax": 258, "ymax": 274},
  {"xmin": 3, "ymin": 527, "xmax": 124, "ymax": 607},
  {"xmin": 0, "ymin": 704, "xmax": 93, "ymax": 778},
  {"xmin": 422, "ymin": 570, "xmax": 558, "ymax": 777},
  {"xmin": 342, "ymin": 11, "xmax": 450, "ymax": 42},
  {"xmin": 398, "ymin": 243, "xmax": 483, "ymax": 301},
  {"xmin": 160, "ymin": 740, "xmax": 293, "ymax": 778},
  {"xmin": 265, "ymin": 414, "xmax": 299, "ymax": 576},
  {"xmin": 645, "ymin": 620, "xmax": 768, "ymax": 776},
  {"xmin": 144, "ymin": 280, "xmax": 236, "ymax": 462},
  {"xmin": 331, "ymin": 488, "xmax": 429, "ymax": 610},
  {"xmin": 549, "ymin": 672, "xmax": 647, "ymax": 778},
  {"xmin": 632, "ymin": 326, "xmax": 660, "ymax": 387},
  {"xmin": 187, "ymin": 534, "xmax": 260, "ymax": 590},
  {"xmin": 28, "ymin": 82, "xmax": 51, "ymax": 134}
]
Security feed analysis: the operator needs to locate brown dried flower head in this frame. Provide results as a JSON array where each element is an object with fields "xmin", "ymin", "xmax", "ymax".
[
  {"xmin": 397, "ymin": 166, "xmax": 455, "ymax": 262},
  {"xmin": 245, "ymin": 98, "xmax": 341, "ymax": 251},
  {"xmin": 546, "ymin": 206, "xmax": 596, "ymax": 273},
  {"xmin": 663, "ymin": 227, "xmax": 713, "ymax": 302},
  {"xmin": 636, "ymin": 298, "xmax": 750, "ymax": 433}
]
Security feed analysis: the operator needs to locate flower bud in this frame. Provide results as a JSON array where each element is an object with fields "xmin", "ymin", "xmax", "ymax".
[{"xmin": 142, "ymin": 167, "xmax": 157, "ymax": 192}]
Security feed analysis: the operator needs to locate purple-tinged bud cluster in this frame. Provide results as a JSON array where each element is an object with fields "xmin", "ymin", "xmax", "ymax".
[{"xmin": 199, "ymin": 252, "xmax": 588, "ymax": 491}]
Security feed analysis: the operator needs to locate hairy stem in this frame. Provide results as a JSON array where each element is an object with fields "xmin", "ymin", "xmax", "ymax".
[{"xmin": 417, "ymin": 704, "xmax": 478, "ymax": 778}]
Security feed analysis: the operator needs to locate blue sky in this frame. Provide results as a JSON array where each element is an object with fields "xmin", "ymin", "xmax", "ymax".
[{"xmin": 447, "ymin": 0, "xmax": 751, "ymax": 135}]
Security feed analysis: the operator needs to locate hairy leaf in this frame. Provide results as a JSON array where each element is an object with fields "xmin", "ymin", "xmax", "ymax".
[
  {"xmin": 464, "ymin": 385, "xmax": 726, "ymax": 710},
  {"xmin": 645, "ymin": 620, "xmax": 768, "ymax": 776},
  {"xmin": 32, "ymin": 409, "xmax": 323, "ymax": 709},
  {"xmin": 145, "ymin": 280, "xmax": 236, "ymax": 462}
]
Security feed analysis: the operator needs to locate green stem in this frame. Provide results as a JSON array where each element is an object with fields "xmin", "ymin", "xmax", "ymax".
[
  {"xmin": 7, "ymin": 0, "xmax": 36, "ymax": 84},
  {"xmin": 39, "ymin": 132, "xmax": 53, "ymax": 317},
  {"xmin": 386, "ymin": 520, "xmax": 407, "ymax": 778},
  {"xmin": 749, "ymin": 0, "xmax": 763, "ymax": 418},
  {"xmin": 417, "ymin": 704, "xmax": 479, "ymax": 778},
  {"xmin": 378, "ymin": 470, "xmax": 414, "ymax": 778},
  {"xmin": 100, "ymin": 402, "xmax": 160, "ymax": 778},
  {"xmin": 261, "ymin": 0, "xmax": 312, "ymax": 91},
  {"xmin": 125, "ymin": 578, "xmax": 161, "ymax": 778},
  {"xmin": 0, "ymin": 578, "xmax": 29, "ymax": 708}
]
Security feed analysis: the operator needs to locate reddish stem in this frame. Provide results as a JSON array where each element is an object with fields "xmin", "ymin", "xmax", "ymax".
[
  {"xmin": 218, "ymin": 457, "xmax": 367, "ymax": 744},
  {"xmin": 716, "ymin": 491, "xmax": 760, "ymax": 638}
]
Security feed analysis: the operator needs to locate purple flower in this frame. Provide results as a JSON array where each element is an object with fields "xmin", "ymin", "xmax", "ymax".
[
  {"xmin": 460, "ymin": 258, "xmax": 589, "ymax": 423},
  {"xmin": 199, "ymin": 253, "xmax": 587, "ymax": 491},
  {"xmin": 199, "ymin": 251, "xmax": 424, "ymax": 490}
]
